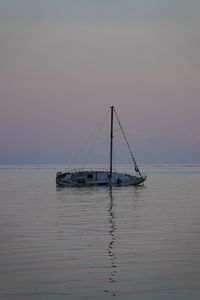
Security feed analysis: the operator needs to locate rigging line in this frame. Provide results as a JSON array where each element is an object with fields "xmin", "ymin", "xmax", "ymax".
[
  {"xmin": 68, "ymin": 109, "xmax": 110, "ymax": 168},
  {"xmin": 113, "ymin": 109, "xmax": 143, "ymax": 178},
  {"xmin": 82, "ymin": 109, "xmax": 109, "ymax": 167}
]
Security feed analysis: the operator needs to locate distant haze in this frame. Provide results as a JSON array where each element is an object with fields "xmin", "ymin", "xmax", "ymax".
[{"xmin": 1, "ymin": 0, "xmax": 200, "ymax": 164}]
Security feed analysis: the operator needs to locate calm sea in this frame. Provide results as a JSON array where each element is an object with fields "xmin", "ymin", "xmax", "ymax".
[{"xmin": 0, "ymin": 164, "xmax": 200, "ymax": 300}]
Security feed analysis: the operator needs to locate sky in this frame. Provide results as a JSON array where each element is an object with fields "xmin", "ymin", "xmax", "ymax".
[{"xmin": 0, "ymin": 0, "xmax": 200, "ymax": 164}]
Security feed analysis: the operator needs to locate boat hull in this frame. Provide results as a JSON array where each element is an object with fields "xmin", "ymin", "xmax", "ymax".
[{"xmin": 56, "ymin": 170, "xmax": 146, "ymax": 187}]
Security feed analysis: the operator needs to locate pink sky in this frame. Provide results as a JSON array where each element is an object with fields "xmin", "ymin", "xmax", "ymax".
[{"xmin": 1, "ymin": 1, "xmax": 200, "ymax": 163}]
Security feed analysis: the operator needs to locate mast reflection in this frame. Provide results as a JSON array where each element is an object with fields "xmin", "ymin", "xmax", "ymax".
[{"xmin": 104, "ymin": 191, "xmax": 117, "ymax": 296}]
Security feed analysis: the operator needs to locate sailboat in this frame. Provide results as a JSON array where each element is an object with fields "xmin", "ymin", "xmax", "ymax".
[{"xmin": 56, "ymin": 106, "xmax": 147, "ymax": 187}]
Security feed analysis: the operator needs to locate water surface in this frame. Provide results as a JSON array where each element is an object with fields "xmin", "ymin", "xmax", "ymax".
[{"xmin": 0, "ymin": 164, "xmax": 200, "ymax": 299}]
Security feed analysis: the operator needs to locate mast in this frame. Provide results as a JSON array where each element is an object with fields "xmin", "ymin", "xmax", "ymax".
[{"xmin": 109, "ymin": 105, "xmax": 114, "ymax": 186}]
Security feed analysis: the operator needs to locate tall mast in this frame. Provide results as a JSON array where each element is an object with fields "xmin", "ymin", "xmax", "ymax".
[{"xmin": 109, "ymin": 105, "xmax": 114, "ymax": 186}]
